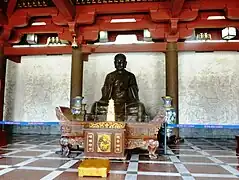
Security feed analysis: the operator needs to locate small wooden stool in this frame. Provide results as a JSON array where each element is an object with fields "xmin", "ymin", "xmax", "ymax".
[{"xmin": 78, "ymin": 159, "xmax": 110, "ymax": 178}]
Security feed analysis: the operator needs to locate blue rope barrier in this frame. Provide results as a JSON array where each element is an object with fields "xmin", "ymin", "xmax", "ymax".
[
  {"xmin": 1, "ymin": 121, "xmax": 239, "ymax": 129},
  {"xmin": 167, "ymin": 124, "xmax": 239, "ymax": 129},
  {"xmin": 0, "ymin": 121, "xmax": 59, "ymax": 126}
]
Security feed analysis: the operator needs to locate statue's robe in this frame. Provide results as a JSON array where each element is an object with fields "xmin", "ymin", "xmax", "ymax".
[
  {"xmin": 100, "ymin": 70, "xmax": 139, "ymax": 104},
  {"xmin": 91, "ymin": 69, "xmax": 147, "ymax": 121}
]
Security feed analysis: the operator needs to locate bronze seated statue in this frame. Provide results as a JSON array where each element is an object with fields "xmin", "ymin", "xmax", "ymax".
[{"xmin": 91, "ymin": 53, "xmax": 148, "ymax": 122}]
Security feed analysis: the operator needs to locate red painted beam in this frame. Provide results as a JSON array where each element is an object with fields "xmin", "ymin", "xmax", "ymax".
[
  {"xmin": 198, "ymin": 0, "xmax": 239, "ymax": 11},
  {"xmin": 92, "ymin": 43, "xmax": 167, "ymax": 53},
  {"xmin": 0, "ymin": 10, "xmax": 7, "ymax": 25},
  {"xmin": 7, "ymin": 56, "xmax": 21, "ymax": 63},
  {"xmin": 183, "ymin": 19, "xmax": 239, "ymax": 29},
  {"xmin": 5, "ymin": 0, "xmax": 239, "ymax": 29},
  {"xmin": 171, "ymin": 0, "xmax": 185, "ymax": 17},
  {"xmin": 75, "ymin": 0, "xmax": 236, "ymax": 14},
  {"xmin": 6, "ymin": 0, "xmax": 239, "ymax": 24},
  {"xmin": 76, "ymin": 0, "xmax": 239, "ymax": 16},
  {"xmin": 4, "ymin": 41, "xmax": 239, "ymax": 55},
  {"xmin": 4, "ymin": 43, "xmax": 167, "ymax": 55},
  {"xmin": 52, "ymin": 0, "xmax": 75, "ymax": 21},
  {"xmin": 8, "ymin": 11, "xmax": 237, "ymax": 44},
  {"xmin": 76, "ymin": 2, "xmax": 167, "ymax": 15},
  {"xmin": 4, "ymin": 46, "xmax": 72, "ymax": 56},
  {"xmin": 9, "ymin": 8, "xmax": 58, "ymax": 27},
  {"xmin": 199, "ymin": 11, "xmax": 225, "ymax": 20},
  {"xmin": 7, "ymin": 0, "xmax": 17, "ymax": 18},
  {"xmin": 178, "ymin": 42, "xmax": 239, "ymax": 51},
  {"xmin": 14, "ymin": 24, "xmax": 64, "ymax": 34},
  {"xmin": 10, "ymin": 15, "xmax": 236, "ymax": 43}
]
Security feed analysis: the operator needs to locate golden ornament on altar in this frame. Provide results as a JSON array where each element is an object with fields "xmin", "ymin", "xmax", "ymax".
[
  {"xmin": 88, "ymin": 122, "xmax": 125, "ymax": 129},
  {"xmin": 97, "ymin": 134, "xmax": 111, "ymax": 152}
]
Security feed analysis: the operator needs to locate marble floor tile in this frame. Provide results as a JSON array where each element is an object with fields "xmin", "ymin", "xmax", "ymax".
[
  {"xmin": 0, "ymin": 169, "xmax": 51, "ymax": 180},
  {"xmin": 138, "ymin": 163, "xmax": 178, "ymax": 172},
  {"xmin": 184, "ymin": 164, "xmax": 231, "ymax": 174},
  {"xmin": 0, "ymin": 134, "xmax": 238, "ymax": 179}
]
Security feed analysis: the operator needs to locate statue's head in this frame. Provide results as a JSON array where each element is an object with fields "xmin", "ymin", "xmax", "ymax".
[{"xmin": 114, "ymin": 53, "xmax": 127, "ymax": 71}]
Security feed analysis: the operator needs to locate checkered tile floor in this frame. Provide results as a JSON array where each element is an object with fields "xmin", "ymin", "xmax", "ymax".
[{"xmin": 0, "ymin": 134, "xmax": 238, "ymax": 180}]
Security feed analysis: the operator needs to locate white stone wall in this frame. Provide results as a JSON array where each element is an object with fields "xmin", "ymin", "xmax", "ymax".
[
  {"xmin": 4, "ymin": 60, "xmax": 20, "ymax": 121},
  {"xmin": 3, "ymin": 53, "xmax": 166, "ymax": 122},
  {"xmin": 4, "ymin": 51, "xmax": 239, "ymax": 125},
  {"xmin": 179, "ymin": 51, "xmax": 239, "ymax": 125},
  {"xmin": 4, "ymin": 55, "xmax": 72, "ymax": 122}
]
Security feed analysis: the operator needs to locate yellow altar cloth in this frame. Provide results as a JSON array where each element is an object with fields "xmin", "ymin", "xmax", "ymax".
[{"xmin": 78, "ymin": 159, "xmax": 110, "ymax": 177}]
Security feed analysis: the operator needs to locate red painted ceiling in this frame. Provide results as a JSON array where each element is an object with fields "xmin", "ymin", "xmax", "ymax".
[{"xmin": 0, "ymin": 0, "xmax": 239, "ymax": 50}]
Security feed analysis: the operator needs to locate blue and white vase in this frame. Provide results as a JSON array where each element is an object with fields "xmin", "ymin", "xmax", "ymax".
[
  {"xmin": 162, "ymin": 96, "xmax": 173, "ymax": 109},
  {"xmin": 71, "ymin": 96, "xmax": 84, "ymax": 115},
  {"xmin": 162, "ymin": 96, "xmax": 176, "ymax": 137},
  {"xmin": 162, "ymin": 96, "xmax": 176, "ymax": 124}
]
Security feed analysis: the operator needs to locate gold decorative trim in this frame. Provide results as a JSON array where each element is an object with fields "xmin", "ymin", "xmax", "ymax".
[
  {"xmin": 114, "ymin": 133, "xmax": 122, "ymax": 153},
  {"xmin": 88, "ymin": 122, "xmax": 125, "ymax": 129},
  {"xmin": 97, "ymin": 133, "xmax": 111, "ymax": 153},
  {"xmin": 87, "ymin": 133, "xmax": 94, "ymax": 152},
  {"xmin": 74, "ymin": 0, "xmax": 166, "ymax": 5},
  {"xmin": 17, "ymin": 0, "xmax": 55, "ymax": 8}
]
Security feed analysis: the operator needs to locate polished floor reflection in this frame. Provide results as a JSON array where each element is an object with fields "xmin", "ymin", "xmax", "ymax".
[{"xmin": 0, "ymin": 134, "xmax": 238, "ymax": 179}]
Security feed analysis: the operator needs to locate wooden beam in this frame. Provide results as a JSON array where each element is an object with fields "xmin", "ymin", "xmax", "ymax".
[
  {"xmin": 4, "ymin": 43, "xmax": 167, "ymax": 55},
  {"xmin": 177, "ymin": 42, "xmax": 239, "ymax": 51},
  {"xmin": 14, "ymin": 24, "xmax": 64, "ymax": 34},
  {"xmin": 6, "ymin": 0, "xmax": 239, "ymax": 22},
  {"xmin": 92, "ymin": 43, "xmax": 167, "ymax": 53},
  {"xmin": 8, "ymin": 11, "xmax": 239, "ymax": 44},
  {"xmin": 4, "ymin": 46, "xmax": 72, "ymax": 56},
  {"xmin": 76, "ymin": 2, "xmax": 165, "ymax": 15},
  {"xmin": 75, "ymin": 0, "xmax": 239, "ymax": 15},
  {"xmin": 7, "ymin": 0, "xmax": 17, "ymax": 18},
  {"xmin": 9, "ymin": 8, "xmax": 58, "ymax": 27},
  {"xmin": 171, "ymin": 0, "xmax": 185, "ymax": 17},
  {"xmin": 182, "ymin": 19, "xmax": 239, "ymax": 29},
  {"xmin": 7, "ymin": 56, "xmax": 21, "ymax": 63},
  {"xmin": 4, "ymin": 41, "xmax": 239, "ymax": 56},
  {"xmin": 52, "ymin": 0, "xmax": 75, "ymax": 21},
  {"xmin": 0, "ymin": 10, "xmax": 7, "ymax": 25}
]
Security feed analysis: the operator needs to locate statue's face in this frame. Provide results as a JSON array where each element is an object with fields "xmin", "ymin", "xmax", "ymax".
[{"xmin": 114, "ymin": 58, "xmax": 126, "ymax": 71}]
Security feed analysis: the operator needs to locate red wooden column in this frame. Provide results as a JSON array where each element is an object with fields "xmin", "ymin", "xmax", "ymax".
[
  {"xmin": 0, "ymin": 42, "xmax": 6, "ymax": 121},
  {"xmin": 165, "ymin": 42, "xmax": 179, "ymax": 137},
  {"xmin": 70, "ymin": 46, "xmax": 84, "ymax": 101}
]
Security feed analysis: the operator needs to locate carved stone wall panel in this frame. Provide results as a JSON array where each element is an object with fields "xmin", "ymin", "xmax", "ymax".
[
  {"xmin": 83, "ymin": 53, "xmax": 166, "ymax": 118},
  {"xmin": 3, "ymin": 60, "xmax": 20, "ymax": 121},
  {"xmin": 4, "ymin": 53, "xmax": 165, "ymax": 122},
  {"xmin": 179, "ymin": 51, "xmax": 239, "ymax": 125},
  {"xmin": 13, "ymin": 55, "xmax": 71, "ymax": 122},
  {"xmin": 4, "ymin": 51, "xmax": 239, "ymax": 126}
]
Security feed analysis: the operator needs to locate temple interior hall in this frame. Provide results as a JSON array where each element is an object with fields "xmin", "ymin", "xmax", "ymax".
[{"xmin": 1, "ymin": 0, "xmax": 239, "ymax": 179}]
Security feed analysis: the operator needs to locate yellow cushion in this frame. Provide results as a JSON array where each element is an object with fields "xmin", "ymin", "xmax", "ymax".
[{"xmin": 78, "ymin": 159, "xmax": 110, "ymax": 177}]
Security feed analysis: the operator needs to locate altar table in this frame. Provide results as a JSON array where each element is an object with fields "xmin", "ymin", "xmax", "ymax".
[{"xmin": 56, "ymin": 107, "xmax": 162, "ymax": 159}]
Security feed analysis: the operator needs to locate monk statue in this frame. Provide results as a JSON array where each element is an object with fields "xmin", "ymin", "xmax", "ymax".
[{"xmin": 91, "ymin": 53, "xmax": 148, "ymax": 122}]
